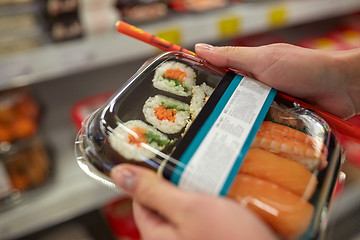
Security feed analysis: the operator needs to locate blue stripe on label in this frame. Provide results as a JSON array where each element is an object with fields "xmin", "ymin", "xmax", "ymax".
[
  {"xmin": 219, "ymin": 87, "xmax": 277, "ymax": 195},
  {"xmin": 170, "ymin": 75, "xmax": 244, "ymax": 185},
  {"xmin": 170, "ymin": 75, "xmax": 277, "ymax": 196}
]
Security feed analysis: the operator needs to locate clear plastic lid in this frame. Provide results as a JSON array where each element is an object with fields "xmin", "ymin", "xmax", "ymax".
[{"xmin": 75, "ymin": 51, "xmax": 343, "ymax": 239}]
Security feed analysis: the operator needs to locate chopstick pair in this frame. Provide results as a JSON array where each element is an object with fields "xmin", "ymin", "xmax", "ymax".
[{"xmin": 115, "ymin": 20, "xmax": 360, "ymax": 145}]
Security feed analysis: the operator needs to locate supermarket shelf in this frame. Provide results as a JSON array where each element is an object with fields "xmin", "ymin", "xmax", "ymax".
[
  {"xmin": 0, "ymin": 61, "xmax": 135, "ymax": 239},
  {"xmin": 1, "ymin": 0, "xmax": 360, "ymax": 90}
]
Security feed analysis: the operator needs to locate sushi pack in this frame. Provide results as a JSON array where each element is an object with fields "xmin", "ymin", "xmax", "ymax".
[{"xmin": 75, "ymin": 51, "xmax": 343, "ymax": 240}]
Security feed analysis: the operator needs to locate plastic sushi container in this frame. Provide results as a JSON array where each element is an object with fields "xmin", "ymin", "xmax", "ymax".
[{"xmin": 75, "ymin": 51, "xmax": 343, "ymax": 240}]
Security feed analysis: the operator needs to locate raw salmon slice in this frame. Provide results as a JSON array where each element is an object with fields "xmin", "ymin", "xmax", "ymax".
[
  {"xmin": 228, "ymin": 174, "xmax": 314, "ymax": 239},
  {"xmin": 240, "ymin": 148, "xmax": 318, "ymax": 200}
]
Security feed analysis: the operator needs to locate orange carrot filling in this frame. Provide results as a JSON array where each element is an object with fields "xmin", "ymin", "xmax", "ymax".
[
  {"xmin": 128, "ymin": 127, "xmax": 147, "ymax": 146},
  {"xmin": 154, "ymin": 105, "xmax": 177, "ymax": 122},
  {"xmin": 164, "ymin": 68, "xmax": 187, "ymax": 82}
]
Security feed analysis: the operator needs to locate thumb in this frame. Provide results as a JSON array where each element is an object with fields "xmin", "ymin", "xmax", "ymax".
[
  {"xmin": 195, "ymin": 43, "xmax": 262, "ymax": 76},
  {"xmin": 110, "ymin": 164, "xmax": 192, "ymax": 223}
]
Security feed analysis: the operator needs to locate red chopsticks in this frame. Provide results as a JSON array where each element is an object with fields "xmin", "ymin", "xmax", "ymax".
[{"xmin": 116, "ymin": 21, "xmax": 195, "ymax": 56}]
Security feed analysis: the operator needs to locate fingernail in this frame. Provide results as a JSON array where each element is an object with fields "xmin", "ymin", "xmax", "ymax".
[
  {"xmin": 195, "ymin": 43, "xmax": 214, "ymax": 51},
  {"xmin": 111, "ymin": 166, "xmax": 136, "ymax": 192}
]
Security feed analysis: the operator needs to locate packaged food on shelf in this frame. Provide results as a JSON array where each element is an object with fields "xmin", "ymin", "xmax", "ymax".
[
  {"xmin": 0, "ymin": 2, "xmax": 46, "ymax": 57},
  {"xmin": 0, "ymin": 88, "xmax": 40, "ymax": 143},
  {"xmin": 0, "ymin": 88, "xmax": 53, "ymax": 211},
  {"xmin": 0, "ymin": 137, "xmax": 52, "ymax": 210},
  {"xmin": 40, "ymin": 0, "xmax": 84, "ymax": 42},
  {"xmin": 75, "ymin": 51, "xmax": 343, "ymax": 239},
  {"xmin": 42, "ymin": 0, "xmax": 79, "ymax": 18},
  {"xmin": 168, "ymin": 0, "xmax": 228, "ymax": 13},
  {"xmin": 48, "ymin": 13, "xmax": 83, "ymax": 42},
  {"xmin": 115, "ymin": 0, "xmax": 168, "ymax": 23}
]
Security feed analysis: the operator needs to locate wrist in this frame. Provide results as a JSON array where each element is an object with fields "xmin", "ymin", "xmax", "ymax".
[{"xmin": 336, "ymin": 48, "xmax": 360, "ymax": 116}]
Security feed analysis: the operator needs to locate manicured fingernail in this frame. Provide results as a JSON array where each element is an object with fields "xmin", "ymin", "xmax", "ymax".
[
  {"xmin": 195, "ymin": 43, "xmax": 214, "ymax": 51},
  {"xmin": 112, "ymin": 166, "xmax": 136, "ymax": 191}
]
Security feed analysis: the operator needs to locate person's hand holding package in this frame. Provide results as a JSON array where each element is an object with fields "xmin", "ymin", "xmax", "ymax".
[
  {"xmin": 195, "ymin": 43, "xmax": 360, "ymax": 165},
  {"xmin": 111, "ymin": 165, "xmax": 278, "ymax": 240},
  {"xmin": 111, "ymin": 43, "xmax": 360, "ymax": 240},
  {"xmin": 195, "ymin": 43, "xmax": 360, "ymax": 119}
]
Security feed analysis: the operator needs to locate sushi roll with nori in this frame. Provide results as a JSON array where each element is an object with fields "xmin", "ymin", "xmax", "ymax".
[
  {"xmin": 190, "ymin": 83, "xmax": 214, "ymax": 120},
  {"xmin": 153, "ymin": 61, "xmax": 196, "ymax": 97},
  {"xmin": 143, "ymin": 95, "xmax": 190, "ymax": 134},
  {"xmin": 109, "ymin": 120, "xmax": 170, "ymax": 161}
]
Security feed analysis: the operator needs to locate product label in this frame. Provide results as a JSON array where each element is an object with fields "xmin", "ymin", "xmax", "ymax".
[
  {"xmin": 0, "ymin": 162, "xmax": 12, "ymax": 198},
  {"xmin": 170, "ymin": 74, "xmax": 276, "ymax": 196}
]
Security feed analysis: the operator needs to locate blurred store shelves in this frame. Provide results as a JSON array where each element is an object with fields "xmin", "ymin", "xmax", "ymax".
[
  {"xmin": 1, "ymin": 1, "xmax": 360, "ymax": 239},
  {"xmin": 0, "ymin": 60, "xmax": 138, "ymax": 239},
  {"xmin": 1, "ymin": 0, "xmax": 360, "ymax": 90}
]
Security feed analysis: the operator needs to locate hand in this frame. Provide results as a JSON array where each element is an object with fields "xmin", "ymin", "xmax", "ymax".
[
  {"xmin": 195, "ymin": 43, "xmax": 360, "ymax": 119},
  {"xmin": 110, "ymin": 164, "xmax": 278, "ymax": 240}
]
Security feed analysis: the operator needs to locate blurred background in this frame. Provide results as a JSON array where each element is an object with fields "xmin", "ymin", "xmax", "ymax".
[{"xmin": 0, "ymin": 0, "xmax": 360, "ymax": 239}]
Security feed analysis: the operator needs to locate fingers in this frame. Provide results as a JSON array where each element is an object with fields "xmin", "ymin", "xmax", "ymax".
[
  {"xmin": 195, "ymin": 43, "xmax": 310, "ymax": 84},
  {"xmin": 133, "ymin": 201, "xmax": 177, "ymax": 240},
  {"xmin": 133, "ymin": 201, "xmax": 165, "ymax": 229},
  {"xmin": 110, "ymin": 164, "xmax": 193, "ymax": 223},
  {"xmin": 195, "ymin": 43, "xmax": 263, "ymax": 75}
]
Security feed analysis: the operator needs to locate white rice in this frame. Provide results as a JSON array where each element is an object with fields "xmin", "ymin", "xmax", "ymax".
[
  {"xmin": 108, "ymin": 120, "xmax": 169, "ymax": 161},
  {"xmin": 153, "ymin": 61, "xmax": 196, "ymax": 97},
  {"xmin": 181, "ymin": 119, "xmax": 193, "ymax": 137},
  {"xmin": 143, "ymin": 95, "xmax": 190, "ymax": 134},
  {"xmin": 190, "ymin": 82, "xmax": 214, "ymax": 120}
]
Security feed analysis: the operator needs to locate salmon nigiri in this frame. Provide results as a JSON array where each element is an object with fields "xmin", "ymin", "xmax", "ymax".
[
  {"xmin": 252, "ymin": 121, "xmax": 328, "ymax": 171},
  {"xmin": 240, "ymin": 147, "xmax": 318, "ymax": 200},
  {"xmin": 228, "ymin": 174, "xmax": 314, "ymax": 239}
]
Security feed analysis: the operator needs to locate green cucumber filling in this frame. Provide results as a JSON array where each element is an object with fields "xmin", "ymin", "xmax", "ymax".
[
  {"xmin": 163, "ymin": 77, "xmax": 190, "ymax": 92},
  {"xmin": 161, "ymin": 102, "xmax": 186, "ymax": 111},
  {"xmin": 145, "ymin": 131, "xmax": 170, "ymax": 146}
]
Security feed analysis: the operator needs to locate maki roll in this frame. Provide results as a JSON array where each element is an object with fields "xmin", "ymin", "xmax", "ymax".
[
  {"xmin": 143, "ymin": 95, "xmax": 190, "ymax": 134},
  {"xmin": 190, "ymin": 82, "xmax": 214, "ymax": 120},
  {"xmin": 109, "ymin": 120, "xmax": 170, "ymax": 161},
  {"xmin": 181, "ymin": 83, "xmax": 214, "ymax": 136},
  {"xmin": 153, "ymin": 61, "xmax": 196, "ymax": 97}
]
